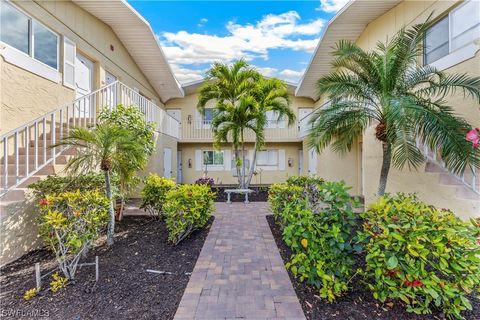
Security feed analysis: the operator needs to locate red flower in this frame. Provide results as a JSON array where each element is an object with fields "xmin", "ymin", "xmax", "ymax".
[
  {"xmin": 404, "ymin": 279, "xmax": 424, "ymax": 287},
  {"xmin": 39, "ymin": 198, "xmax": 50, "ymax": 206}
]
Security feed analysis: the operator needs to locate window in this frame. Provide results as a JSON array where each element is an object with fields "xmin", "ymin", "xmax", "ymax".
[
  {"xmin": 0, "ymin": 2, "xmax": 59, "ymax": 70},
  {"xmin": 203, "ymin": 109, "xmax": 213, "ymax": 124},
  {"xmin": 33, "ymin": 21, "xmax": 58, "ymax": 69},
  {"xmin": 203, "ymin": 151, "xmax": 224, "ymax": 166},
  {"xmin": 257, "ymin": 150, "xmax": 278, "ymax": 166},
  {"xmin": 265, "ymin": 111, "xmax": 285, "ymax": 128},
  {"xmin": 424, "ymin": 0, "xmax": 480, "ymax": 65},
  {"xmin": 0, "ymin": 2, "xmax": 29, "ymax": 54}
]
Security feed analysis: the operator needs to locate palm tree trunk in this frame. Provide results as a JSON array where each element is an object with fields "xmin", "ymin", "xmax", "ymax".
[
  {"xmin": 246, "ymin": 141, "xmax": 257, "ymax": 188},
  {"xmin": 241, "ymin": 130, "xmax": 246, "ymax": 189},
  {"xmin": 234, "ymin": 147, "xmax": 242, "ymax": 186},
  {"xmin": 104, "ymin": 170, "xmax": 115, "ymax": 246},
  {"xmin": 378, "ymin": 143, "xmax": 392, "ymax": 196}
]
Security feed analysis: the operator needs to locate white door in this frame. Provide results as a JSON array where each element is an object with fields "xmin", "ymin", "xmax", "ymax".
[
  {"xmin": 177, "ymin": 151, "xmax": 182, "ymax": 183},
  {"xmin": 163, "ymin": 148, "xmax": 172, "ymax": 178},
  {"xmin": 298, "ymin": 150, "xmax": 303, "ymax": 175},
  {"xmin": 308, "ymin": 148, "xmax": 317, "ymax": 176},
  {"xmin": 75, "ymin": 53, "xmax": 94, "ymax": 118},
  {"xmin": 105, "ymin": 71, "xmax": 117, "ymax": 108},
  {"xmin": 298, "ymin": 108, "xmax": 313, "ymax": 136},
  {"xmin": 167, "ymin": 109, "xmax": 181, "ymax": 122}
]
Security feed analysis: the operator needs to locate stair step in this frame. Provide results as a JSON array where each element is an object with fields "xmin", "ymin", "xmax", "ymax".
[
  {"xmin": 425, "ymin": 162, "xmax": 445, "ymax": 173},
  {"xmin": 0, "ymin": 175, "xmax": 27, "ymax": 189},
  {"xmin": 0, "ymin": 189, "xmax": 26, "ymax": 203},
  {"xmin": 456, "ymin": 187, "xmax": 480, "ymax": 201},
  {"xmin": 18, "ymin": 146, "xmax": 76, "ymax": 156},
  {"xmin": 4, "ymin": 154, "xmax": 67, "ymax": 165}
]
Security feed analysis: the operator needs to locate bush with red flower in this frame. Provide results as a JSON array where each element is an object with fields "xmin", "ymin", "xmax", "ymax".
[{"xmin": 359, "ymin": 194, "xmax": 480, "ymax": 318}]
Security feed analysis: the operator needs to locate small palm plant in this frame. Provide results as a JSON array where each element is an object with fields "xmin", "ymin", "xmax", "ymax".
[
  {"xmin": 308, "ymin": 22, "xmax": 480, "ymax": 195},
  {"xmin": 245, "ymin": 78, "xmax": 295, "ymax": 187},
  {"xmin": 198, "ymin": 60, "xmax": 260, "ymax": 188},
  {"xmin": 54, "ymin": 123, "xmax": 144, "ymax": 245}
]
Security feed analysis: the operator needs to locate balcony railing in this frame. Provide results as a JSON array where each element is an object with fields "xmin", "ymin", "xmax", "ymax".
[
  {"xmin": 1, "ymin": 81, "xmax": 179, "ymax": 196},
  {"xmin": 180, "ymin": 120, "xmax": 301, "ymax": 142}
]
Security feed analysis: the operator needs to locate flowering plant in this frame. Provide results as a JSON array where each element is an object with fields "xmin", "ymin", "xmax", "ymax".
[
  {"xmin": 194, "ymin": 176, "xmax": 215, "ymax": 187},
  {"xmin": 466, "ymin": 128, "xmax": 479, "ymax": 149}
]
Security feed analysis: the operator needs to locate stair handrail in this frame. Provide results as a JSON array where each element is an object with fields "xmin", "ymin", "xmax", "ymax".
[{"xmin": 1, "ymin": 81, "xmax": 180, "ymax": 197}]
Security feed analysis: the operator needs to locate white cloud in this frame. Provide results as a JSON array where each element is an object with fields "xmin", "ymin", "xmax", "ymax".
[
  {"xmin": 316, "ymin": 0, "xmax": 349, "ymax": 13},
  {"xmin": 170, "ymin": 64, "xmax": 205, "ymax": 83},
  {"xmin": 161, "ymin": 11, "xmax": 324, "ymax": 66},
  {"xmin": 198, "ymin": 18, "xmax": 209, "ymax": 27},
  {"xmin": 160, "ymin": 11, "xmax": 321, "ymax": 83}
]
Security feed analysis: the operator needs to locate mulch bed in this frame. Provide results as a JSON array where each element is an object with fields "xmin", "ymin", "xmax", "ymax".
[
  {"xmin": 266, "ymin": 215, "xmax": 480, "ymax": 320},
  {"xmin": 0, "ymin": 216, "xmax": 213, "ymax": 320},
  {"xmin": 212, "ymin": 185, "xmax": 269, "ymax": 202}
]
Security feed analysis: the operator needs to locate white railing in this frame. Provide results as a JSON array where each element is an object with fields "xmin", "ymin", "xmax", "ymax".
[
  {"xmin": 180, "ymin": 120, "xmax": 300, "ymax": 142},
  {"xmin": 0, "ymin": 81, "xmax": 179, "ymax": 196},
  {"xmin": 418, "ymin": 139, "xmax": 478, "ymax": 195}
]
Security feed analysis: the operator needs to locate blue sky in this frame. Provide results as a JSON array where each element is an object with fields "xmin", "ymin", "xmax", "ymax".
[{"xmin": 129, "ymin": 1, "xmax": 349, "ymax": 84}]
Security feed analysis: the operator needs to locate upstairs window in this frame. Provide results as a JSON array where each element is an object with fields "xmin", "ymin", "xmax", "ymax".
[
  {"xmin": 203, "ymin": 109, "xmax": 213, "ymax": 123},
  {"xmin": 424, "ymin": 0, "xmax": 480, "ymax": 65},
  {"xmin": 0, "ymin": 2, "xmax": 29, "ymax": 54},
  {"xmin": 0, "ymin": 2, "xmax": 58, "ymax": 70}
]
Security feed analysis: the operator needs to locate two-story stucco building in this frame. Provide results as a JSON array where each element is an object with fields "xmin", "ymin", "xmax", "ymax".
[{"xmin": 1, "ymin": 0, "xmax": 479, "ymax": 265}]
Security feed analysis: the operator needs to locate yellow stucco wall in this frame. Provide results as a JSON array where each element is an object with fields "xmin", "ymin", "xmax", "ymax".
[
  {"xmin": 355, "ymin": 0, "xmax": 479, "ymax": 218},
  {"xmin": 306, "ymin": 98, "xmax": 363, "ymax": 195},
  {"xmin": 178, "ymin": 142, "xmax": 303, "ymax": 185},
  {"xmin": 1, "ymin": 0, "xmax": 162, "ymax": 134}
]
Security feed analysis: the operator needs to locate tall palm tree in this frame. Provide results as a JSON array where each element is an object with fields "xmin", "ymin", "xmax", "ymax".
[
  {"xmin": 245, "ymin": 78, "xmax": 295, "ymax": 187},
  {"xmin": 54, "ymin": 124, "xmax": 144, "ymax": 245},
  {"xmin": 307, "ymin": 22, "xmax": 480, "ymax": 196},
  {"xmin": 198, "ymin": 60, "xmax": 260, "ymax": 188}
]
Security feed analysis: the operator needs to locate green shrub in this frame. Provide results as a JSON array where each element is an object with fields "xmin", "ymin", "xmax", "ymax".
[
  {"xmin": 28, "ymin": 173, "xmax": 119, "ymax": 199},
  {"xmin": 286, "ymin": 175, "xmax": 324, "ymax": 188},
  {"xmin": 268, "ymin": 183, "xmax": 306, "ymax": 226},
  {"xmin": 359, "ymin": 194, "xmax": 480, "ymax": 318},
  {"xmin": 163, "ymin": 184, "xmax": 215, "ymax": 245},
  {"xmin": 269, "ymin": 180, "xmax": 361, "ymax": 302},
  {"xmin": 140, "ymin": 174, "xmax": 176, "ymax": 218},
  {"xmin": 38, "ymin": 190, "xmax": 109, "ymax": 279}
]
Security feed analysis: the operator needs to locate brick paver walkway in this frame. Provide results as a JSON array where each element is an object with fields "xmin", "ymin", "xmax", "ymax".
[{"xmin": 174, "ymin": 202, "xmax": 305, "ymax": 320}]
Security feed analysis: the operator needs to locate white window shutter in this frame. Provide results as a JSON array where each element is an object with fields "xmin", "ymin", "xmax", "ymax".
[
  {"xmin": 224, "ymin": 149, "xmax": 231, "ymax": 171},
  {"xmin": 278, "ymin": 149, "xmax": 286, "ymax": 170},
  {"xmin": 195, "ymin": 150, "xmax": 202, "ymax": 171},
  {"xmin": 63, "ymin": 36, "xmax": 75, "ymax": 88}
]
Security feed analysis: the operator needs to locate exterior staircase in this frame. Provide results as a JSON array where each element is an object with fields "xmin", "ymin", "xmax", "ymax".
[
  {"xmin": 425, "ymin": 161, "xmax": 480, "ymax": 201},
  {"xmin": 0, "ymin": 81, "xmax": 180, "ymax": 266}
]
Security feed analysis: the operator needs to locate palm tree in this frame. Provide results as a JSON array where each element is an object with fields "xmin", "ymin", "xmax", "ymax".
[
  {"xmin": 198, "ymin": 60, "xmax": 260, "ymax": 188},
  {"xmin": 245, "ymin": 78, "xmax": 295, "ymax": 187},
  {"xmin": 54, "ymin": 124, "xmax": 144, "ymax": 245},
  {"xmin": 210, "ymin": 96, "xmax": 261, "ymax": 188},
  {"xmin": 307, "ymin": 22, "xmax": 480, "ymax": 196}
]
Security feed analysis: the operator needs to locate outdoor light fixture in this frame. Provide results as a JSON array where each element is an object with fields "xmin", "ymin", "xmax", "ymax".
[
  {"xmin": 188, "ymin": 159, "xmax": 192, "ymax": 168},
  {"xmin": 288, "ymin": 158, "xmax": 293, "ymax": 167},
  {"xmin": 187, "ymin": 115, "xmax": 192, "ymax": 124}
]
